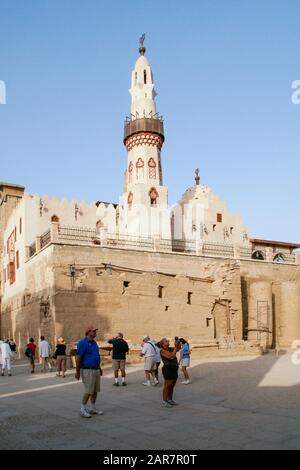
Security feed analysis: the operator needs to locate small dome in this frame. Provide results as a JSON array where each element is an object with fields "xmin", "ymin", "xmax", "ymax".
[{"xmin": 179, "ymin": 184, "xmax": 211, "ymax": 205}]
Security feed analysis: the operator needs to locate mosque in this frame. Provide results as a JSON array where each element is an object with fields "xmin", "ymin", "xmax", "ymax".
[{"xmin": 0, "ymin": 38, "xmax": 299, "ymax": 354}]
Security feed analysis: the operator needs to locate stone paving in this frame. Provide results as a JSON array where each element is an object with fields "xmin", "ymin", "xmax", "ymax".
[{"xmin": 1, "ymin": 352, "xmax": 300, "ymax": 450}]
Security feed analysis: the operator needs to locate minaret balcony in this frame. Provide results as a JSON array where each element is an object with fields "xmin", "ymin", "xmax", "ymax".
[{"xmin": 124, "ymin": 117, "xmax": 164, "ymax": 144}]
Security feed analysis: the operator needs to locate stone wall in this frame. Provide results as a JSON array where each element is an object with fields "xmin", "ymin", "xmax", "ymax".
[
  {"xmin": 1, "ymin": 245, "xmax": 56, "ymax": 352},
  {"xmin": 52, "ymin": 245, "xmax": 243, "ymax": 346},
  {"xmin": 2, "ymin": 242, "xmax": 300, "ymax": 354},
  {"xmin": 240, "ymin": 260, "xmax": 300, "ymax": 349}
]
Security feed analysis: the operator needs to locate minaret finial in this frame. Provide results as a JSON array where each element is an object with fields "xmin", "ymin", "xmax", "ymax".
[
  {"xmin": 195, "ymin": 168, "xmax": 200, "ymax": 185},
  {"xmin": 139, "ymin": 33, "xmax": 146, "ymax": 55}
]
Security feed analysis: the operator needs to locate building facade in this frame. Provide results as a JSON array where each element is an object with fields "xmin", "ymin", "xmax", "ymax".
[{"xmin": 1, "ymin": 40, "xmax": 300, "ymax": 353}]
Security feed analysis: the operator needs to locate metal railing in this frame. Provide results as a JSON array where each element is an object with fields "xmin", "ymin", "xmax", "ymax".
[
  {"xmin": 167, "ymin": 239, "xmax": 196, "ymax": 254},
  {"xmin": 105, "ymin": 235, "xmax": 153, "ymax": 251},
  {"xmin": 203, "ymin": 241, "xmax": 234, "ymax": 258},
  {"xmin": 58, "ymin": 225, "xmax": 97, "ymax": 243},
  {"xmin": 29, "ymin": 242, "xmax": 36, "ymax": 257},
  {"xmin": 40, "ymin": 230, "xmax": 51, "ymax": 249},
  {"xmin": 25, "ymin": 224, "xmax": 298, "ymax": 265},
  {"xmin": 124, "ymin": 117, "xmax": 164, "ymax": 142}
]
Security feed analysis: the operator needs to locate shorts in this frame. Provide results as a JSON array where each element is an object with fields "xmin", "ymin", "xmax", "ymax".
[
  {"xmin": 144, "ymin": 356, "xmax": 156, "ymax": 371},
  {"xmin": 162, "ymin": 365, "xmax": 178, "ymax": 381},
  {"xmin": 81, "ymin": 369, "xmax": 101, "ymax": 394},
  {"xmin": 113, "ymin": 359, "xmax": 126, "ymax": 371},
  {"xmin": 180, "ymin": 358, "xmax": 190, "ymax": 367}
]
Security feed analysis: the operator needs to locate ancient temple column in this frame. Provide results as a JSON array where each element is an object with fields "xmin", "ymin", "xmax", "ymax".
[
  {"xmin": 247, "ymin": 281, "xmax": 273, "ymax": 349},
  {"xmin": 279, "ymin": 282, "xmax": 300, "ymax": 348}
]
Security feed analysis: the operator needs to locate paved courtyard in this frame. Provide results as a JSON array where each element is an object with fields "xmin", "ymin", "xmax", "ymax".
[{"xmin": 1, "ymin": 352, "xmax": 300, "ymax": 450}]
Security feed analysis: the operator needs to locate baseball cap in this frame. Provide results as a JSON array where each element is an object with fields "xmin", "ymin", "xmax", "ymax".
[
  {"xmin": 142, "ymin": 335, "xmax": 149, "ymax": 341},
  {"xmin": 85, "ymin": 325, "xmax": 98, "ymax": 334}
]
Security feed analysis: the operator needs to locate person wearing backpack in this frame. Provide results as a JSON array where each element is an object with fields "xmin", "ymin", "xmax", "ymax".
[
  {"xmin": 140, "ymin": 335, "xmax": 158, "ymax": 386},
  {"xmin": 25, "ymin": 338, "xmax": 37, "ymax": 374}
]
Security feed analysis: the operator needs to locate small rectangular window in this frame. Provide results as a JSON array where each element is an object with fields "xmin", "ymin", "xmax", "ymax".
[
  {"xmin": 213, "ymin": 224, "xmax": 216, "ymax": 232},
  {"xmin": 16, "ymin": 251, "xmax": 20, "ymax": 269},
  {"xmin": 217, "ymin": 213, "xmax": 222, "ymax": 223},
  {"xmin": 158, "ymin": 285, "xmax": 164, "ymax": 298},
  {"xmin": 14, "ymin": 226, "xmax": 17, "ymax": 242},
  {"xmin": 123, "ymin": 281, "xmax": 130, "ymax": 288},
  {"xmin": 187, "ymin": 292, "xmax": 192, "ymax": 305}
]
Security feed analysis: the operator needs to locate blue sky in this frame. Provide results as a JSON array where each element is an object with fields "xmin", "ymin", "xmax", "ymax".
[{"xmin": 0, "ymin": 0, "xmax": 299, "ymax": 241}]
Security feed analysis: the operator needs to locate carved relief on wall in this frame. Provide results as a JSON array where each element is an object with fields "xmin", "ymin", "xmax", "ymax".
[{"xmin": 148, "ymin": 157, "xmax": 157, "ymax": 179}]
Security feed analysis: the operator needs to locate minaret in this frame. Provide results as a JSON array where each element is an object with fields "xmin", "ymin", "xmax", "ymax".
[{"xmin": 122, "ymin": 35, "xmax": 169, "ymax": 238}]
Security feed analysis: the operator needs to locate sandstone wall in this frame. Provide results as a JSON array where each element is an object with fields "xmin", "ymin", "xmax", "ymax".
[
  {"xmin": 52, "ymin": 244, "xmax": 243, "ymax": 346},
  {"xmin": 1, "ymin": 245, "xmax": 56, "ymax": 352},
  {"xmin": 240, "ymin": 260, "xmax": 300, "ymax": 348}
]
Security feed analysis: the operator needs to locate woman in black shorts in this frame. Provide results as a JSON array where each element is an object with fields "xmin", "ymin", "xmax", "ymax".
[{"xmin": 159, "ymin": 337, "xmax": 181, "ymax": 408}]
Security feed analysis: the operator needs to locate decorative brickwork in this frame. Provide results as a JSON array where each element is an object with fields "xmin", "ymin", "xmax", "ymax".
[{"xmin": 125, "ymin": 132, "xmax": 163, "ymax": 151}]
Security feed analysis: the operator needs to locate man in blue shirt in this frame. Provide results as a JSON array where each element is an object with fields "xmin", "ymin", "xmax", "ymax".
[{"xmin": 75, "ymin": 325, "xmax": 104, "ymax": 418}]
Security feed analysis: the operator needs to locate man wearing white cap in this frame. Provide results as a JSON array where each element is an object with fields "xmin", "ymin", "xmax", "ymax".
[{"xmin": 140, "ymin": 335, "xmax": 158, "ymax": 386}]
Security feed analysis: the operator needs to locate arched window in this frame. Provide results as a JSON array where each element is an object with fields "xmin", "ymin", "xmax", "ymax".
[
  {"xmin": 149, "ymin": 187, "xmax": 159, "ymax": 207},
  {"xmin": 273, "ymin": 253, "xmax": 285, "ymax": 263},
  {"xmin": 128, "ymin": 161, "xmax": 133, "ymax": 183},
  {"xmin": 127, "ymin": 192, "xmax": 133, "ymax": 209},
  {"xmin": 144, "ymin": 70, "xmax": 147, "ymax": 84},
  {"xmin": 251, "ymin": 250, "xmax": 265, "ymax": 260},
  {"xmin": 148, "ymin": 158, "xmax": 156, "ymax": 179},
  {"xmin": 136, "ymin": 158, "xmax": 144, "ymax": 180}
]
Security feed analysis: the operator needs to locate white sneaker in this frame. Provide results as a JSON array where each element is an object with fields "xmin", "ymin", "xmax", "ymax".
[
  {"xmin": 181, "ymin": 379, "xmax": 191, "ymax": 385},
  {"xmin": 80, "ymin": 409, "xmax": 92, "ymax": 418},
  {"xmin": 89, "ymin": 408, "xmax": 104, "ymax": 415},
  {"xmin": 142, "ymin": 381, "xmax": 151, "ymax": 386}
]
